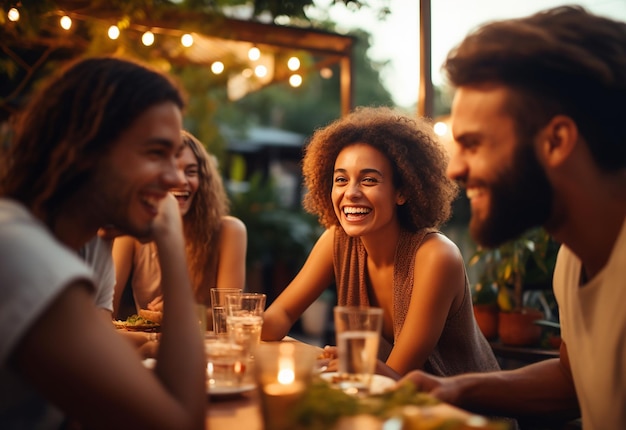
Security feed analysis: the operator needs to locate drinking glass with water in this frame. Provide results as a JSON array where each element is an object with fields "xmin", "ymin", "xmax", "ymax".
[
  {"xmin": 226, "ymin": 292, "xmax": 267, "ymax": 358},
  {"xmin": 333, "ymin": 306, "xmax": 383, "ymax": 396},
  {"xmin": 210, "ymin": 288, "xmax": 242, "ymax": 336}
]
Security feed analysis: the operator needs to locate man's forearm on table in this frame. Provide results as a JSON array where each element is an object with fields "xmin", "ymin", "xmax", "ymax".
[{"xmin": 453, "ymin": 359, "xmax": 580, "ymax": 420}]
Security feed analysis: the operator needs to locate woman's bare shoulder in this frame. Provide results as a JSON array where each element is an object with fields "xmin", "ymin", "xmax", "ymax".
[
  {"xmin": 220, "ymin": 215, "xmax": 247, "ymax": 234},
  {"xmin": 112, "ymin": 235, "xmax": 141, "ymax": 255},
  {"xmin": 415, "ymin": 232, "xmax": 464, "ymax": 266}
]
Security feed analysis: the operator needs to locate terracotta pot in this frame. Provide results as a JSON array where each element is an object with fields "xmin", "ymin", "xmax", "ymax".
[
  {"xmin": 473, "ymin": 304, "xmax": 499, "ymax": 341},
  {"xmin": 548, "ymin": 334, "xmax": 562, "ymax": 349},
  {"xmin": 498, "ymin": 309, "xmax": 544, "ymax": 346}
]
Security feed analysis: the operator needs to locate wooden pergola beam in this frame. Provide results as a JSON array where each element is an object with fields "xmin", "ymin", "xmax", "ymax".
[{"xmin": 51, "ymin": 1, "xmax": 356, "ymax": 116}]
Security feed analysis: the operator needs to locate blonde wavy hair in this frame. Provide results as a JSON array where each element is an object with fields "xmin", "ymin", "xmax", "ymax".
[{"xmin": 181, "ymin": 130, "xmax": 230, "ymax": 297}]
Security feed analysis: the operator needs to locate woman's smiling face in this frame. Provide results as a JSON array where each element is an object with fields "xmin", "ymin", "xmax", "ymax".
[
  {"xmin": 331, "ymin": 143, "xmax": 402, "ymax": 238},
  {"xmin": 170, "ymin": 145, "xmax": 199, "ymax": 216}
]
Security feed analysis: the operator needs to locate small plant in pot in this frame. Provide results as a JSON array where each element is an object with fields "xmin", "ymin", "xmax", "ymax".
[
  {"xmin": 471, "ymin": 279, "xmax": 499, "ymax": 341},
  {"xmin": 469, "ymin": 227, "xmax": 559, "ymax": 346}
]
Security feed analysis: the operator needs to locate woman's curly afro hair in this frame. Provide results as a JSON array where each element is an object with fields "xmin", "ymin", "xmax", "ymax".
[{"xmin": 302, "ymin": 106, "xmax": 458, "ymax": 232}]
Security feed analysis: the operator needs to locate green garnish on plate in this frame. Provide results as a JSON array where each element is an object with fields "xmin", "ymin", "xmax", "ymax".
[{"xmin": 292, "ymin": 379, "xmax": 438, "ymax": 430}]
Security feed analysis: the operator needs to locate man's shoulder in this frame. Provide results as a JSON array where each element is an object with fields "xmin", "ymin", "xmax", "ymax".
[
  {"xmin": 0, "ymin": 199, "xmax": 53, "ymax": 247},
  {"xmin": 0, "ymin": 198, "xmax": 34, "ymax": 223},
  {"xmin": 0, "ymin": 198, "xmax": 81, "ymax": 267}
]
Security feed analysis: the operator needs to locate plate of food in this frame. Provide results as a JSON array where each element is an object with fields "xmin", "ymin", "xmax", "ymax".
[
  {"xmin": 113, "ymin": 312, "xmax": 161, "ymax": 332},
  {"xmin": 319, "ymin": 372, "xmax": 396, "ymax": 395}
]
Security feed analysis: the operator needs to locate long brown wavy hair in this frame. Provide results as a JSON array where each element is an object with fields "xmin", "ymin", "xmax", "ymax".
[
  {"xmin": 302, "ymin": 106, "xmax": 458, "ymax": 232},
  {"xmin": 180, "ymin": 131, "xmax": 230, "ymax": 299},
  {"xmin": 1, "ymin": 56, "xmax": 185, "ymax": 226}
]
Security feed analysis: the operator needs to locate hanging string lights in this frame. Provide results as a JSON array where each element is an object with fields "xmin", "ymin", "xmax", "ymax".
[{"xmin": 3, "ymin": 5, "xmax": 306, "ymax": 90}]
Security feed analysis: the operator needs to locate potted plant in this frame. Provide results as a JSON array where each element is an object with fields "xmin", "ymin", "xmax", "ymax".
[
  {"xmin": 469, "ymin": 227, "xmax": 559, "ymax": 346},
  {"xmin": 471, "ymin": 274, "xmax": 499, "ymax": 341}
]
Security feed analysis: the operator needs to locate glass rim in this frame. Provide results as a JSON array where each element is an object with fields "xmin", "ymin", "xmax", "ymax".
[{"xmin": 333, "ymin": 305, "xmax": 383, "ymax": 314}]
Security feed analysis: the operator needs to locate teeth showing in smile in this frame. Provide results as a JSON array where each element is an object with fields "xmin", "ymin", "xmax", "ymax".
[
  {"xmin": 343, "ymin": 206, "xmax": 371, "ymax": 216},
  {"xmin": 466, "ymin": 188, "xmax": 482, "ymax": 200},
  {"xmin": 170, "ymin": 190, "xmax": 190, "ymax": 201}
]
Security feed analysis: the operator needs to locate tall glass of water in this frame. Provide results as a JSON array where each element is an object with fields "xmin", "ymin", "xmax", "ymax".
[
  {"xmin": 226, "ymin": 292, "xmax": 266, "ymax": 358},
  {"xmin": 333, "ymin": 306, "xmax": 383, "ymax": 396},
  {"xmin": 210, "ymin": 288, "xmax": 242, "ymax": 336}
]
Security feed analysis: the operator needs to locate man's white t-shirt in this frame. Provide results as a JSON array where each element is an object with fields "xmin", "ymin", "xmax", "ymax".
[
  {"xmin": 0, "ymin": 199, "xmax": 95, "ymax": 429},
  {"xmin": 553, "ymin": 216, "xmax": 626, "ymax": 429},
  {"xmin": 80, "ymin": 236, "xmax": 115, "ymax": 312}
]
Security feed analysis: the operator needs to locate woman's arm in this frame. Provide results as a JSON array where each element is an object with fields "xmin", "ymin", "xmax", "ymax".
[
  {"xmin": 12, "ymin": 195, "xmax": 206, "ymax": 430},
  {"xmin": 386, "ymin": 233, "xmax": 467, "ymax": 375},
  {"xmin": 214, "ymin": 215, "xmax": 247, "ymax": 292},
  {"xmin": 261, "ymin": 228, "xmax": 336, "ymax": 341},
  {"xmin": 111, "ymin": 235, "xmax": 138, "ymax": 319}
]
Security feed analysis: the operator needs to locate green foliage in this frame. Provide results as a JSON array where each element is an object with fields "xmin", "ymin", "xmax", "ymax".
[
  {"xmin": 471, "ymin": 281, "xmax": 498, "ymax": 306},
  {"xmin": 172, "ymin": 65, "xmax": 231, "ymax": 160},
  {"xmin": 229, "ymin": 173, "xmax": 321, "ymax": 269},
  {"xmin": 294, "ymin": 380, "xmax": 361, "ymax": 429},
  {"xmin": 293, "ymin": 379, "xmax": 439, "ymax": 429},
  {"xmin": 469, "ymin": 228, "xmax": 559, "ymax": 310}
]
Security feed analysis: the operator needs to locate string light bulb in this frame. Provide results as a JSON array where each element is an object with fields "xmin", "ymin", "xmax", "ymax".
[
  {"xmin": 211, "ymin": 61, "xmax": 224, "ymax": 74},
  {"xmin": 142, "ymin": 30, "xmax": 155, "ymax": 46},
  {"xmin": 248, "ymin": 47, "xmax": 260, "ymax": 61},
  {"xmin": 254, "ymin": 65, "xmax": 268, "ymax": 78},
  {"xmin": 181, "ymin": 33, "xmax": 193, "ymax": 47},
  {"xmin": 289, "ymin": 74, "xmax": 302, "ymax": 88},
  {"xmin": 7, "ymin": 7, "xmax": 20, "ymax": 22},
  {"xmin": 320, "ymin": 67, "xmax": 333, "ymax": 79},
  {"xmin": 287, "ymin": 57, "xmax": 300, "ymax": 71},
  {"xmin": 433, "ymin": 121, "xmax": 448, "ymax": 137},
  {"xmin": 60, "ymin": 15, "xmax": 72, "ymax": 30},
  {"xmin": 108, "ymin": 25, "xmax": 120, "ymax": 39}
]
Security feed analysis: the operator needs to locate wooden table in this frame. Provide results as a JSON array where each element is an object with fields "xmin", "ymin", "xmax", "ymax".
[
  {"xmin": 205, "ymin": 337, "xmax": 318, "ymax": 429},
  {"xmin": 204, "ymin": 337, "xmax": 477, "ymax": 429},
  {"xmin": 206, "ymin": 390, "xmax": 262, "ymax": 429},
  {"xmin": 205, "ymin": 388, "xmax": 478, "ymax": 430}
]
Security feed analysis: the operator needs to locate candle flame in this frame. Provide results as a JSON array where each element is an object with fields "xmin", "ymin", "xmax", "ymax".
[
  {"xmin": 277, "ymin": 361, "xmax": 295, "ymax": 384},
  {"xmin": 277, "ymin": 343, "xmax": 296, "ymax": 384}
]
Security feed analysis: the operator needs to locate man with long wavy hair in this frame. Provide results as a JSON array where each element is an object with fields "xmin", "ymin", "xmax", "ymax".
[{"xmin": 0, "ymin": 57, "xmax": 205, "ymax": 429}]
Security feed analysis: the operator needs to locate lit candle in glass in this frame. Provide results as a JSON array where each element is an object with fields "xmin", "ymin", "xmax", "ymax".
[{"xmin": 257, "ymin": 343, "xmax": 313, "ymax": 430}]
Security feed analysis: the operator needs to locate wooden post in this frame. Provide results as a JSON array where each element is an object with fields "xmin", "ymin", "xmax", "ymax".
[
  {"xmin": 340, "ymin": 55, "xmax": 353, "ymax": 117},
  {"xmin": 417, "ymin": 0, "xmax": 433, "ymax": 119}
]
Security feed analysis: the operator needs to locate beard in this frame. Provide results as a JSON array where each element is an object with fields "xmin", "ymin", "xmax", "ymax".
[
  {"xmin": 87, "ymin": 160, "xmax": 156, "ymax": 240},
  {"xmin": 470, "ymin": 140, "xmax": 553, "ymax": 248}
]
